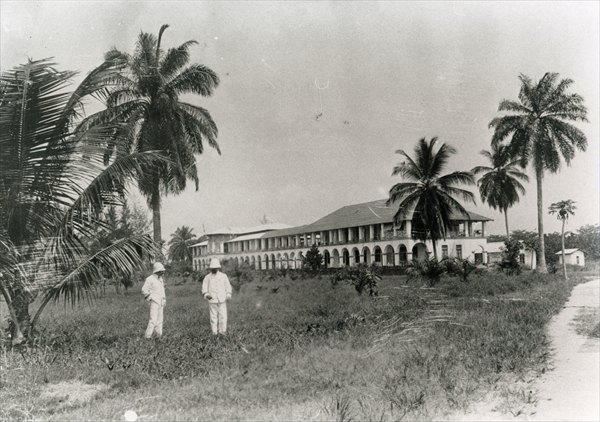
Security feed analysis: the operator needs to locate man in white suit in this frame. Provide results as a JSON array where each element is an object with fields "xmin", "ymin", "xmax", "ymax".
[
  {"xmin": 202, "ymin": 258, "xmax": 232, "ymax": 335},
  {"xmin": 141, "ymin": 262, "xmax": 166, "ymax": 338}
]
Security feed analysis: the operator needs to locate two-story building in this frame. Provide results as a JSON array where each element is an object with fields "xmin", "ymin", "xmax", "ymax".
[{"xmin": 191, "ymin": 199, "xmax": 493, "ymax": 271}]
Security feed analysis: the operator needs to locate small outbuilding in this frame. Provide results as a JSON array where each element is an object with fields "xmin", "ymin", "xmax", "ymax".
[{"xmin": 556, "ymin": 248, "xmax": 585, "ymax": 267}]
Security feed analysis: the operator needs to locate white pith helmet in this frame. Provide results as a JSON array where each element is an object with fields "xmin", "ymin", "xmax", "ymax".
[
  {"xmin": 153, "ymin": 262, "xmax": 166, "ymax": 274},
  {"xmin": 209, "ymin": 258, "xmax": 221, "ymax": 269}
]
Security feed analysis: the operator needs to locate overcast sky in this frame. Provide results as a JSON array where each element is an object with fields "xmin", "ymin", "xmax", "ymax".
[{"xmin": 2, "ymin": 1, "xmax": 599, "ymax": 237}]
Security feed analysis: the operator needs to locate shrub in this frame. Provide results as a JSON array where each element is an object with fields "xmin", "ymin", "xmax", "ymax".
[
  {"xmin": 303, "ymin": 244, "xmax": 324, "ymax": 271},
  {"xmin": 406, "ymin": 257, "xmax": 446, "ymax": 285},
  {"xmin": 442, "ymin": 258, "xmax": 478, "ymax": 282},
  {"xmin": 329, "ymin": 264, "xmax": 380, "ymax": 296},
  {"xmin": 497, "ymin": 239, "xmax": 523, "ymax": 275},
  {"xmin": 221, "ymin": 260, "xmax": 254, "ymax": 292}
]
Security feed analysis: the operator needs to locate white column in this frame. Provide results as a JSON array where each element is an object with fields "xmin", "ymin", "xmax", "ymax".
[
  {"xmin": 405, "ymin": 220, "xmax": 412, "ymax": 236},
  {"xmin": 369, "ymin": 225, "xmax": 375, "ymax": 241}
]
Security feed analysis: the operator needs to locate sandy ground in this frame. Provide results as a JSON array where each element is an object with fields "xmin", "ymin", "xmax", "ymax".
[{"xmin": 450, "ymin": 278, "xmax": 600, "ymax": 422}]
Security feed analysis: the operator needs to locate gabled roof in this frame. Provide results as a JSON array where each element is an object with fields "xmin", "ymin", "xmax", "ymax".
[
  {"xmin": 190, "ymin": 240, "xmax": 208, "ymax": 247},
  {"xmin": 555, "ymin": 248, "xmax": 582, "ymax": 255},
  {"xmin": 225, "ymin": 232, "xmax": 267, "ymax": 243},
  {"xmin": 263, "ymin": 199, "xmax": 491, "ymax": 238}
]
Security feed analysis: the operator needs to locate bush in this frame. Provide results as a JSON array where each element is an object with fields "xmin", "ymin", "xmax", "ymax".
[
  {"xmin": 406, "ymin": 257, "xmax": 446, "ymax": 285},
  {"xmin": 497, "ymin": 239, "xmax": 523, "ymax": 275},
  {"xmin": 221, "ymin": 260, "xmax": 255, "ymax": 292},
  {"xmin": 329, "ymin": 264, "xmax": 381, "ymax": 296},
  {"xmin": 303, "ymin": 244, "xmax": 324, "ymax": 271},
  {"xmin": 442, "ymin": 258, "xmax": 478, "ymax": 282}
]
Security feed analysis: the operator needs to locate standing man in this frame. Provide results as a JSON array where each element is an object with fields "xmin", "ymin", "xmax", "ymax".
[
  {"xmin": 202, "ymin": 258, "xmax": 232, "ymax": 335},
  {"xmin": 142, "ymin": 262, "xmax": 166, "ymax": 339}
]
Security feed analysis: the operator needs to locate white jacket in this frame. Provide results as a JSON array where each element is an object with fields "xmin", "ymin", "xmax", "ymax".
[
  {"xmin": 142, "ymin": 274, "xmax": 166, "ymax": 305},
  {"xmin": 202, "ymin": 272, "xmax": 232, "ymax": 303}
]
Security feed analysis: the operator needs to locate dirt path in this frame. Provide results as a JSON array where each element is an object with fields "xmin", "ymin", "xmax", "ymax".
[{"xmin": 452, "ymin": 278, "xmax": 600, "ymax": 422}]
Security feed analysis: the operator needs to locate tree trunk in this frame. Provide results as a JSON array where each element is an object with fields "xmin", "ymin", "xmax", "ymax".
[
  {"xmin": 152, "ymin": 182, "xmax": 162, "ymax": 246},
  {"xmin": 535, "ymin": 165, "xmax": 547, "ymax": 273},
  {"xmin": 504, "ymin": 209, "xmax": 510, "ymax": 239},
  {"xmin": 0, "ymin": 284, "xmax": 25, "ymax": 345},
  {"xmin": 561, "ymin": 219, "xmax": 568, "ymax": 281},
  {"xmin": 12, "ymin": 289, "xmax": 31, "ymax": 342}
]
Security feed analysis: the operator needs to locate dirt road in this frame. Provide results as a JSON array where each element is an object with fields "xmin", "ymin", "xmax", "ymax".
[{"xmin": 451, "ymin": 278, "xmax": 600, "ymax": 422}]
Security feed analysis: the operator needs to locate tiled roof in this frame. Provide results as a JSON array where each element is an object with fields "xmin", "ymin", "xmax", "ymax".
[
  {"xmin": 190, "ymin": 240, "xmax": 208, "ymax": 247},
  {"xmin": 263, "ymin": 199, "xmax": 491, "ymax": 238}
]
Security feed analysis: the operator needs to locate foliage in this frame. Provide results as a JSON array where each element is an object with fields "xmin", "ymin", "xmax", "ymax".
[
  {"xmin": 498, "ymin": 239, "xmax": 523, "ymax": 275},
  {"xmin": 168, "ymin": 226, "xmax": 197, "ymax": 263},
  {"xmin": 573, "ymin": 225, "xmax": 600, "ymax": 260},
  {"xmin": 387, "ymin": 137, "xmax": 475, "ymax": 259},
  {"xmin": 87, "ymin": 24, "xmax": 221, "ymax": 242},
  {"xmin": 303, "ymin": 244, "xmax": 324, "ymax": 271},
  {"xmin": 221, "ymin": 259, "xmax": 254, "ymax": 292},
  {"xmin": 442, "ymin": 257, "xmax": 478, "ymax": 282},
  {"xmin": 0, "ymin": 59, "xmax": 162, "ymax": 343},
  {"xmin": 472, "ymin": 144, "xmax": 528, "ymax": 236},
  {"xmin": 549, "ymin": 199, "xmax": 577, "ymax": 280},
  {"xmin": 406, "ymin": 257, "xmax": 446, "ymax": 285},
  {"xmin": 1, "ymin": 273, "xmax": 583, "ymax": 421},
  {"xmin": 489, "ymin": 72, "xmax": 588, "ymax": 272},
  {"xmin": 329, "ymin": 264, "xmax": 381, "ymax": 296}
]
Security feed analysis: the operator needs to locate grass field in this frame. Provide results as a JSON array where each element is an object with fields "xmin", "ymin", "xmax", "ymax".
[{"xmin": 0, "ymin": 271, "xmax": 587, "ymax": 421}]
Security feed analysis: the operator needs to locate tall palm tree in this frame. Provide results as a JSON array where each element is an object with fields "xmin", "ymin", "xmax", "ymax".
[
  {"xmin": 81, "ymin": 24, "xmax": 220, "ymax": 245},
  {"xmin": 168, "ymin": 226, "xmax": 197, "ymax": 263},
  {"xmin": 549, "ymin": 199, "xmax": 576, "ymax": 280},
  {"xmin": 472, "ymin": 144, "xmax": 529, "ymax": 237},
  {"xmin": 387, "ymin": 137, "xmax": 476, "ymax": 260},
  {"xmin": 489, "ymin": 72, "xmax": 588, "ymax": 272},
  {"xmin": 0, "ymin": 58, "xmax": 162, "ymax": 343}
]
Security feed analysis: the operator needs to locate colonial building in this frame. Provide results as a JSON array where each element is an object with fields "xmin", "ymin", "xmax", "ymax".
[{"xmin": 191, "ymin": 199, "xmax": 494, "ymax": 271}]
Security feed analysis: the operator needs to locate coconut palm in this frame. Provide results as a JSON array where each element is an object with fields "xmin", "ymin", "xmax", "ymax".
[
  {"xmin": 387, "ymin": 137, "xmax": 476, "ymax": 260},
  {"xmin": 81, "ymin": 24, "xmax": 220, "ymax": 245},
  {"xmin": 489, "ymin": 72, "xmax": 588, "ymax": 272},
  {"xmin": 0, "ymin": 58, "xmax": 162, "ymax": 343},
  {"xmin": 472, "ymin": 144, "xmax": 529, "ymax": 237},
  {"xmin": 168, "ymin": 226, "xmax": 197, "ymax": 263},
  {"xmin": 549, "ymin": 199, "xmax": 576, "ymax": 280}
]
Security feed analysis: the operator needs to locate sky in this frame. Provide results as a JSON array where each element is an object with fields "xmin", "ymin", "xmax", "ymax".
[{"xmin": 2, "ymin": 1, "xmax": 599, "ymax": 238}]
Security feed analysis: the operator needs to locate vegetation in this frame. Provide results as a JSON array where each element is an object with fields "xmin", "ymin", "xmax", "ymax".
[
  {"xmin": 0, "ymin": 59, "xmax": 161, "ymax": 343},
  {"xmin": 472, "ymin": 144, "xmax": 529, "ymax": 237},
  {"xmin": 167, "ymin": 226, "xmax": 197, "ymax": 264},
  {"xmin": 0, "ymin": 272, "xmax": 585, "ymax": 421},
  {"xmin": 387, "ymin": 137, "xmax": 475, "ymax": 259},
  {"xmin": 489, "ymin": 72, "xmax": 588, "ymax": 273},
  {"xmin": 548, "ymin": 200, "xmax": 576, "ymax": 280},
  {"xmin": 83, "ymin": 24, "xmax": 221, "ymax": 244},
  {"xmin": 303, "ymin": 244, "xmax": 324, "ymax": 271},
  {"xmin": 498, "ymin": 238, "xmax": 524, "ymax": 275},
  {"xmin": 330, "ymin": 264, "xmax": 381, "ymax": 296}
]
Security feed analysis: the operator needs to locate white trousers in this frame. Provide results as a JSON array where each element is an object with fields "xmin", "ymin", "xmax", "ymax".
[
  {"xmin": 145, "ymin": 300, "xmax": 164, "ymax": 338},
  {"xmin": 209, "ymin": 302, "xmax": 227, "ymax": 334}
]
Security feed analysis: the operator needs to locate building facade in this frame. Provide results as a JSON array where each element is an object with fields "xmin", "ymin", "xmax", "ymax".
[
  {"xmin": 556, "ymin": 249, "xmax": 585, "ymax": 267},
  {"xmin": 192, "ymin": 199, "xmax": 496, "ymax": 271}
]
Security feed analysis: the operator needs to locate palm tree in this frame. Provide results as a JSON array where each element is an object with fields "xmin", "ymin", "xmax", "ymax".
[
  {"xmin": 472, "ymin": 144, "xmax": 529, "ymax": 237},
  {"xmin": 489, "ymin": 72, "xmax": 588, "ymax": 272},
  {"xmin": 387, "ymin": 137, "xmax": 476, "ymax": 260},
  {"xmin": 81, "ymin": 24, "xmax": 220, "ymax": 245},
  {"xmin": 549, "ymin": 199, "xmax": 576, "ymax": 280},
  {"xmin": 168, "ymin": 226, "xmax": 197, "ymax": 263},
  {"xmin": 0, "ymin": 58, "xmax": 162, "ymax": 343}
]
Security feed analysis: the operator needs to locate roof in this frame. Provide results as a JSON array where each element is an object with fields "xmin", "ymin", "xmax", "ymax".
[
  {"xmin": 225, "ymin": 232, "xmax": 267, "ymax": 243},
  {"xmin": 263, "ymin": 199, "xmax": 491, "ymax": 238},
  {"xmin": 555, "ymin": 248, "xmax": 582, "ymax": 255},
  {"xmin": 207, "ymin": 222, "xmax": 290, "ymax": 236},
  {"xmin": 190, "ymin": 240, "xmax": 208, "ymax": 247}
]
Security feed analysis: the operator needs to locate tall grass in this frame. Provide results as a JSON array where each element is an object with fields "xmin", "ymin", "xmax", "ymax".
[{"xmin": 0, "ymin": 271, "xmax": 584, "ymax": 421}]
